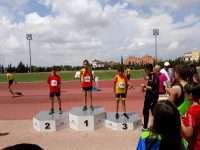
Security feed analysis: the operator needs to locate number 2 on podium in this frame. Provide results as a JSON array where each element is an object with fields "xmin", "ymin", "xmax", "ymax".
[{"xmin": 45, "ymin": 122, "xmax": 51, "ymax": 130}]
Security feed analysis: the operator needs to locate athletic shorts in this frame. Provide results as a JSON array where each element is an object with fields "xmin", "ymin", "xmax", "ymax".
[
  {"xmin": 49, "ymin": 92, "xmax": 60, "ymax": 98},
  {"xmin": 127, "ymin": 75, "xmax": 131, "ymax": 80},
  {"xmin": 82, "ymin": 87, "xmax": 93, "ymax": 91},
  {"xmin": 8, "ymin": 80, "xmax": 14, "ymax": 87},
  {"xmin": 115, "ymin": 93, "xmax": 126, "ymax": 99}
]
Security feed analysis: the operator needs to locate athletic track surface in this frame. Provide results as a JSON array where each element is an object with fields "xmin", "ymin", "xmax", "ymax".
[{"xmin": 0, "ymin": 79, "xmax": 145, "ymax": 120}]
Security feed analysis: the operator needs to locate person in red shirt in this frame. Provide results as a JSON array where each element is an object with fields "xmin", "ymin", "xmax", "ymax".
[
  {"xmin": 47, "ymin": 67, "xmax": 62, "ymax": 115},
  {"xmin": 182, "ymin": 84, "xmax": 200, "ymax": 150},
  {"xmin": 80, "ymin": 60, "xmax": 93, "ymax": 111}
]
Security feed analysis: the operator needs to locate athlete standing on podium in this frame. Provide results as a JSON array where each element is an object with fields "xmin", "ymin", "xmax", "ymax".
[
  {"xmin": 113, "ymin": 67, "xmax": 129, "ymax": 119},
  {"xmin": 80, "ymin": 59, "xmax": 94, "ymax": 111},
  {"xmin": 48, "ymin": 67, "xmax": 62, "ymax": 115}
]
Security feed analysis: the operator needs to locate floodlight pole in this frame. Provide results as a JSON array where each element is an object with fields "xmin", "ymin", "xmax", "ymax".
[
  {"xmin": 153, "ymin": 28, "xmax": 159, "ymax": 64},
  {"xmin": 121, "ymin": 56, "xmax": 123, "ymax": 65},
  {"xmin": 26, "ymin": 34, "xmax": 32, "ymax": 72}
]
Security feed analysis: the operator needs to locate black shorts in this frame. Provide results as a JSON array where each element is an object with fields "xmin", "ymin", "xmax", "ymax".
[
  {"xmin": 49, "ymin": 92, "xmax": 60, "ymax": 98},
  {"xmin": 82, "ymin": 87, "xmax": 93, "ymax": 91},
  {"xmin": 115, "ymin": 93, "xmax": 126, "ymax": 98},
  {"xmin": 127, "ymin": 74, "xmax": 131, "ymax": 80},
  {"xmin": 8, "ymin": 80, "xmax": 14, "ymax": 87}
]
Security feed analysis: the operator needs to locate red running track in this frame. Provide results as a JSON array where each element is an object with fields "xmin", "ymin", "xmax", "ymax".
[{"xmin": 0, "ymin": 79, "xmax": 145, "ymax": 120}]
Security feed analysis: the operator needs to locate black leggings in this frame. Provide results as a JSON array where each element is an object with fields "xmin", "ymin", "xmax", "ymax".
[{"xmin": 143, "ymin": 97, "xmax": 158, "ymax": 129}]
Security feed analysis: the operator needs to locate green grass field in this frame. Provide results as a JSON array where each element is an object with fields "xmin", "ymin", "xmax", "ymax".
[{"xmin": 0, "ymin": 70, "xmax": 144, "ymax": 83}]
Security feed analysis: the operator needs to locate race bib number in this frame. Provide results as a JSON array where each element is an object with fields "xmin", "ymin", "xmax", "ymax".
[
  {"xmin": 51, "ymin": 80, "xmax": 58, "ymax": 86},
  {"xmin": 118, "ymin": 82, "xmax": 125, "ymax": 89},
  {"xmin": 84, "ymin": 76, "xmax": 91, "ymax": 82}
]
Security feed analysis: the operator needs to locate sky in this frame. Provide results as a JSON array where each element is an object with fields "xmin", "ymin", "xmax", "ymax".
[{"xmin": 0, "ymin": 0, "xmax": 199, "ymax": 66}]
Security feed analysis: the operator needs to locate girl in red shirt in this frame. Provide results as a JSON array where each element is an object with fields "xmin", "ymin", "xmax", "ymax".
[
  {"xmin": 80, "ymin": 60, "xmax": 93, "ymax": 111},
  {"xmin": 182, "ymin": 84, "xmax": 200, "ymax": 150}
]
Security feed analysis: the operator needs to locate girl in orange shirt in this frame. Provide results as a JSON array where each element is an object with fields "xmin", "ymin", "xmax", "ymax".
[{"xmin": 113, "ymin": 67, "xmax": 129, "ymax": 119}]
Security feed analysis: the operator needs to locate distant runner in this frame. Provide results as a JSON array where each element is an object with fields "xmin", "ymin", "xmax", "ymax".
[
  {"xmin": 125, "ymin": 67, "xmax": 131, "ymax": 80},
  {"xmin": 6, "ymin": 70, "xmax": 23, "ymax": 97}
]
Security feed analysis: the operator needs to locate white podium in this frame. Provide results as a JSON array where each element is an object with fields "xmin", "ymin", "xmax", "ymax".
[
  {"xmin": 159, "ymin": 94, "xmax": 169, "ymax": 101},
  {"xmin": 33, "ymin": 111, "xmax": 68, "ymax": 132},
  {"xmin": 105, "ymin": 112, "xmax": 141, "ymax": 131},
  {"xmin": 69, "ymin": 106, "xmax": 106, "ymax": 131}
]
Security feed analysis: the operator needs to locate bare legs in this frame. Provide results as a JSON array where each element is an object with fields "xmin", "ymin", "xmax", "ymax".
[
  {"xmin": 49, "ymin": 96, "xmax": 62, "ymax": 115},
  {"xmin": 115, "ymin": 97, "xmax": 129, "ymax": 119},
  {"xmin": 8, "ymin": 87, "xmax": 15, "ymax": 96},
  {"xmin": 83, "ymin": 90, "xmax": 93, "ymax": 111}
]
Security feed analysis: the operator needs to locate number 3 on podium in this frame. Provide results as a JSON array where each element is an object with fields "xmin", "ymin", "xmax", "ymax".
[{"xmin": 122, "ymin": 123, "xmax": 128, "ymax": 130}]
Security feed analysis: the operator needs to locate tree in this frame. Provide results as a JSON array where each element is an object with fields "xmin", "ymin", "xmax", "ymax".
[
  {"xmin": 0, "ymin": 65, "xmax": 4, "ymax": 73},
  {"xmin": 16, "ymin": 61, "xmax": 26, "ymax": 73}
]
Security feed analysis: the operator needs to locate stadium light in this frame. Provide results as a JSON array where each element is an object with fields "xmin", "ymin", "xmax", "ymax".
[
  {"xmin": 26, "ymin": 34, "xmax": 32, "ymax": 72},
  {"xmin": 153, "ymin": 28, "xmax": 159, "ymax": 64}
]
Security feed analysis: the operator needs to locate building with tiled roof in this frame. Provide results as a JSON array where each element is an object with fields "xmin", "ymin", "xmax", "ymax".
[{"xmin": 124, "ymin": 55, "xmax": 155, "ymax": 65}]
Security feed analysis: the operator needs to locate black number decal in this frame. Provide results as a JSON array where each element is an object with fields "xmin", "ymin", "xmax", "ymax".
[
  {"xmin": 84, "ymin": 120, "xmax": 89, "ymax": 127},
  {"xmin": 45, "ymin": 122, "xmax": 51, "ymax": 130},
  {"xmin": 122, "ymin": 123, "xmax": 128, "ymax": 130}
]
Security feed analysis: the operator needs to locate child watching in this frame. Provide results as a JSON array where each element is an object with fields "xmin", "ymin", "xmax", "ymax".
[
  {"xmin": 137, "ymin": 100, "xmax": 188, "ymax": 150},
  {"xmin": 181, "ymin": 84, "xmax": 200, "ymax": 150}
]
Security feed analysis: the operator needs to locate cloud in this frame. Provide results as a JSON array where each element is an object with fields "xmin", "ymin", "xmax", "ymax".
[
  {"xmin": 25, "ymin": 12, "xmax": 50, "ymax": 25},
  {"xmin": 3, "ymin": 35, "xmax": 21, "ymax": 50},
  {"xmin": 0, "ymin": 0, "xmax": 199, "ymax": 66},
  {"xmin": 168, "ymin": 41, "xmax": 179, "ymax": 49},
  {"xmin": 0, "ymin": 0, "xmax": 29, "ymax": 21},
  {"xmin": 124, "ymin": 0, "xmax": 200, "ymax": 8}
]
